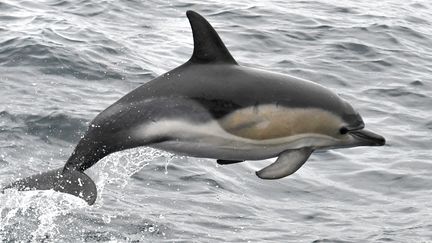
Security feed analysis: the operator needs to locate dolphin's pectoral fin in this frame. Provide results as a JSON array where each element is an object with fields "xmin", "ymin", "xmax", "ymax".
[
  {"xmin": 217, "ymin": 159, "xmax": 244, "ymax": 165},
  {"xmin": 256, "ymin": 148, "xmax": 313, "ymax": 179}
]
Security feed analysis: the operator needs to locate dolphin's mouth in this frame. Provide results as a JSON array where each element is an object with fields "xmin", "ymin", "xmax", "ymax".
[{"xmin": 350, "ymin": 129, "xmax": 386, "ymax": 146}]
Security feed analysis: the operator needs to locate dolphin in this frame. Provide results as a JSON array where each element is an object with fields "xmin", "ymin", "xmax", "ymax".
[{"xmin": 2, "ymin": 11, "xmax": 385, "ymax": 205}]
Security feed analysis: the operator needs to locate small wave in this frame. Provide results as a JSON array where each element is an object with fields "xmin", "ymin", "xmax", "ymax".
[
  {"xmin": 336, "ymin": 169, "xmax": 432, "ymax": 194},
  {"xmin": 371, "ymin": 59, "xmax": 393, "ymax": 67},
  {"xmin": 405, "ymin": 16, "xmax": 429, "ymax": 25},
  {"xmin": 394, "ymin": 25, "xmax": 428, "ymax": 40},
  {"xmin": 410, "ymin": 80, "xmax": 424, "ymax": 86},
  {"xmin": 284, "ymin": 31, "xmax": 317, "ymax": 41},
  {"xmin": 332, "ymin": 7, "xmax": 358, "ymax": 14},
  {"xmin": 209, "ymin": 9, "xmax": 265, "ymax": 19},
  {"xmin": 0, "ymin": 1, "xmax": 21, "ymax": 12},
  {"xmin": 331, "ymin": 42, "xmax": 378, "ymax": 57},
  {"xmin": 179, "ymin": 174, "xmax": 226, "ymax": 191},
  {"xmin": 65, "ymin": 5, "xmax": 107, "ymax": 18},
  {"xmin": 368, "ymin": 23, "xmax": 391, "ymax": 30},
  {"xmin": 0, "ymin": 33, "xmax": 125, "ymax": 81},
  {"xmin": 47, "ymin": 0, "xmax": 70, "ymax": 7},
  {"xmin": 0, "ymin": 111, "xmax": 87, "ymax": 143},
  {"xmin": 364, "ymin": 87, "xmax": 427, "ymax": 99},
  {"xmin": 426, "ymin": 121, "xmax": 432, "ymax": 130},
  {"xmin": 312, "ymin": 238, "xmax": 350, "ymax": 243}
]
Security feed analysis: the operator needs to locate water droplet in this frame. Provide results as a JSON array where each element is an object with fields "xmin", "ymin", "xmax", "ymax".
[{"xmin": 102, "ymin": 214, "xmax": 111, "ymax": 224}]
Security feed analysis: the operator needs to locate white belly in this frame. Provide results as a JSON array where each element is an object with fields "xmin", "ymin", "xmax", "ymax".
[{"xmin": 131, "ymin": 119, "xmax": 339, "ymax": 161}]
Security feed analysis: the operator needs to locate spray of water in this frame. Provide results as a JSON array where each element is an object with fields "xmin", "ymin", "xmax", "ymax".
[
  {"xmin": 87, "ymin": 147, "xmax": 174, "ymax": 201},
  {"xmin": 0, "ymin": 147, "xmax": 174, "ymax": 241}
]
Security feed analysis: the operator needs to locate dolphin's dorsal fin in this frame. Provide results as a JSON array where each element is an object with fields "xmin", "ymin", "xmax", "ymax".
[{"xmin": 186, "ymin": 10, "xmax": 237, "ymax": 65}]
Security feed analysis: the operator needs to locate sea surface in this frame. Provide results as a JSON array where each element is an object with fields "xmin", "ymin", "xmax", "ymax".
[{"xmin": 1, "ymin": 0, "xmax": 431, "ymax": 242}]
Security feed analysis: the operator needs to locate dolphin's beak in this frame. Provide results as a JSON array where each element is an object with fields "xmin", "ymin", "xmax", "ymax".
[{"xmin": 350, "ymin": 129, "xmax": 386, "ymax": 146}]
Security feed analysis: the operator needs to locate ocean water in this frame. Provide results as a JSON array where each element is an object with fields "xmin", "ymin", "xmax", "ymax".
[{"xmin": 0, "ymin": 0, "xmax": 431, "ymax": 242}]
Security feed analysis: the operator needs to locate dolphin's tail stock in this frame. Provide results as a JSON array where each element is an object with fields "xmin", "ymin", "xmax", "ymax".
[{"xmin": 2, "ymin": 168, "xmax": 97, "ymax": 205}]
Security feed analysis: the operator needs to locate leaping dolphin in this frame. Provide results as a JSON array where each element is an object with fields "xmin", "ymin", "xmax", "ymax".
[{"xmin": 3, "ymin": 11, "xmax": 385, "ymax": 205}]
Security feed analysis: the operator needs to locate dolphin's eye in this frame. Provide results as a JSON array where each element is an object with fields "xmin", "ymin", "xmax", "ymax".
[{"xmin": 339, "ymin": 127, "xmax": 349, "ymax": 134}]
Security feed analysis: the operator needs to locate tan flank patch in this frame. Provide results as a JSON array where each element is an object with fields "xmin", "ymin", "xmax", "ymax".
[{"xmin": 218, "ymin": 105, "xmax": 343, "ymax": 140}]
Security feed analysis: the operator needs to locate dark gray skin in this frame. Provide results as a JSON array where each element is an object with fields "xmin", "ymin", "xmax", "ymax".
[
  {"xmin": 3, "ymin": 11, "xmax": 385, "ymax": 205},
  {"xmin": 64, "ymin": 11, "xmax": 365, "ymax": 171},
  {"xmin": 66, "ymin": 64, "xmax": 365, "ymax": 171}
]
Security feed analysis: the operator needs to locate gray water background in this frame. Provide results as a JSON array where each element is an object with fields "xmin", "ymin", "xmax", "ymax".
[{"xmin": 1, "ymin": 0, "xmax": 431, "ymax": 242}]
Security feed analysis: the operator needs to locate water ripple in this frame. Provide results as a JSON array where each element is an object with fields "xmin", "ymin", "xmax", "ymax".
[
  {"xmin": 0, "ymin": 111, "xmax": 87, "ymax": 143},
  {"xmin": 1, "ymin": 0, "xmax": 431, "ymax": 242}
]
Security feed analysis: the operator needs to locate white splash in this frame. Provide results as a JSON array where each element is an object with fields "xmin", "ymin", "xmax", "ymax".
[
  {"xmin": 86, "ymin": 147, "xmax": 174, "ymax": 202},
  {"xmin": 0, "ymin": 147, "xmax": 175, "ymax": 241},
  {"xmin": 0, "ymin": 189, "xmax": 86, "ymax": 241}
]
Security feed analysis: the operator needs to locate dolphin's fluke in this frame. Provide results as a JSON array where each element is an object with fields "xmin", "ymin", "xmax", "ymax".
[{"xmin": 2, "ymin": 168, "xmax": 97, "ymax": 205}]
